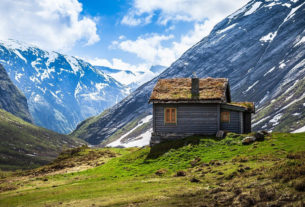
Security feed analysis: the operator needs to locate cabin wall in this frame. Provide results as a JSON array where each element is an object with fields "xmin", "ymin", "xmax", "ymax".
[
  {"xmin": 154, "ymin": 103, "xmax": 218, "ymax": 135},
  {"xmin": 220, "ymin": 109, "xmax": 241, "ymax": 133},
  {"xmin": 243, "ymin": 112, "xmax": 252, "ymax": 133}
]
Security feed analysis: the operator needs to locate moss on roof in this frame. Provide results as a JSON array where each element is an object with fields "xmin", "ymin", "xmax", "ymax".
[
  {"xmin": 149, "ymin": 77, "xmax": 229, "ymax": 102},
  {"xmin": 230, "ymin": 102, "xmax": 255, "ymax": 113}
]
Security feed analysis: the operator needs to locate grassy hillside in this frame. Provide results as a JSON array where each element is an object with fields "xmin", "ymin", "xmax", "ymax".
[
  {"xmin": 0, "ymin": 109, "xmax": 85, "ymax": 171},
  {"xmin": 0, "ymin": 132, "xmax": 305, "ymax": 206}
]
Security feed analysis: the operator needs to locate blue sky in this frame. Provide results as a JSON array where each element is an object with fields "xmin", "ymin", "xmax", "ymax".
[{"xmin": 0, "ymin": 0, "xmax": 249, "ymax": 71}]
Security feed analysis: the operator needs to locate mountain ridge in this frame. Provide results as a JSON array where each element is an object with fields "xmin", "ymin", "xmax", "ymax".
[{"xmin": 0, "ymin": 39, "xmax": 129, "ymax": 134}]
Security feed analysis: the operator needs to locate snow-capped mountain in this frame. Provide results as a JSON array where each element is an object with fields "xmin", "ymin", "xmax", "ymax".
[
  {"xmin": 94, "ymin": 65, "xmax": 166, "ymax": 92},
  {"xmin": 0, "ymin": 39, "xmax": 128, "ymax": 134},
  {"xmin": 73, "ymin": 0, "xmax": 305, "ymax": 146}
]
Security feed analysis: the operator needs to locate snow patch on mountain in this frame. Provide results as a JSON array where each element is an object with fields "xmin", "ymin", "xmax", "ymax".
[
  {"xmin": 284, "ymin": 2, "xmax": 305, "ymax": 22},
  {"xmin": 244, "ymin": 2, "xmax": 262, "ymax": 16},
  {"xmin": 294, "ymin": 36, "xmax": 305, "ymax": 47},
  {"xmin": 260, "ymin": 32, "xmax": 277, "ymax": 42},
  {"xmin": 292, "ymin": 125, "xmax": 305, "ymax": 133},
  {"xmin": 269, "ymin": 113, "xmax": 283, "ymax": 126},
  {"xmin": 217, "ymin": 24, "xmax": 237, "ymax": 34},
  {"xmin": 107, "ymin": 115, "xmax": 152, "ymax": 147}
]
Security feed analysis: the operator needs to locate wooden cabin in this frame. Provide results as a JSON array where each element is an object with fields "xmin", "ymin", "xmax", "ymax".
[{"xmin": 149, "ymin": 77, "xmax": 255, "ymax": 145}]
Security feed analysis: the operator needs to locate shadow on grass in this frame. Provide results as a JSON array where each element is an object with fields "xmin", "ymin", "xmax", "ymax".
[{"xmin": 146, "ymin": 135, "xmax": 217, "ymax": 159}]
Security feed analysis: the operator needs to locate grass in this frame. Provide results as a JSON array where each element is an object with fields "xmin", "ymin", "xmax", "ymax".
[
  {"xmin": 0, "ymin": 132, "xmax": 304, "ymax": 206},
  {"xmin": 0, "ymin": 109, "xmax": 85, "ymax": 170}
]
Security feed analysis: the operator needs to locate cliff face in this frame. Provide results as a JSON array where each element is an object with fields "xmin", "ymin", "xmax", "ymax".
[
  {"xmin": 0, "ymin": 64, "xmax": 32, "ymax": 123},
  {"xmin": 73, "ymin": 0, "xmax": 305, "ymax": 145}
]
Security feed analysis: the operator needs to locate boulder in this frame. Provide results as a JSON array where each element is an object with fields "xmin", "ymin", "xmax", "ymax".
[
  {"xmin": 242, "ymin": 136, "xmax": 256, "ymax": 145},
  {"xmin": 216, "ymin": 130, "xmax": 226, "ymax": 139},
  {"xmin": 253, "ymin": 131, "xmax": 265, "ymax": 141}
]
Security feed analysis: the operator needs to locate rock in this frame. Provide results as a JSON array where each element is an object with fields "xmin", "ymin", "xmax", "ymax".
[
  {"xmin": 253, "ymin": 131, "xmax": 265, "ymax": 141},
  {"xmin": 216, "ymin": 130, "xmax": 226, "ymax": 138},
  {"xmin": 175, "ymin": 170, "xmax": 186, "ymax": 177},
  {"xmin": 190, "ymin": 157, "xmax": 201, "ymax": 167},
  {"xmin": 234, "ymin": 193, "xmax": 256, "ymax": 206},
  {"xmin": 155, "ymin": 169, "xmax": 167, "ymax": 176},
  {"xmin": 260, "ymin": 130, "xmax": 269, "ymax": 136},
  {"xmin": 237, "ymin": 168, "xmax": 245, "ymax": 173},
  {"xmin": 190, "ymin": 177, "xmax": 200, "ymax": 183},
  {"xmin": 242, "ymin": 136, "xmax": 256, "ymax": 145},
  {"xmin": 209, "ymin": 160, "xmax": 221, "ymax": 166}
]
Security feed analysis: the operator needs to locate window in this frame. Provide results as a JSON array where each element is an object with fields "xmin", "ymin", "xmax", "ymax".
[
  {"xmin": 164, "ymin": 108, "xmax": 176, "ymax": 124},
  {"xmin": 221, "ymin": 111, "xmax": 230, "ymax": 123}
]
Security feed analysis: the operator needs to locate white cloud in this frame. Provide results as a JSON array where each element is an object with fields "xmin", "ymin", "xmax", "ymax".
[
  {"xmin": 112, "ymin": 34, "xmax": 175, "ymax": 66},
  {"xmin": 112, "ymin": 20, "xmax": 218, "ymax": 67},
  {"xmin": 121, "ymin": 10, "xmax": 153, "ymax": 26},
  {"xmin": 122, "ymin": 0, "xmax": 249, "ymax": 25},
  {"xmin": 88, "ymin": 57, "xmax": 149, "ymax": 72},
  {"xmin": 0, "ymin": 0, "xmax": 100, "ymax": 51}
]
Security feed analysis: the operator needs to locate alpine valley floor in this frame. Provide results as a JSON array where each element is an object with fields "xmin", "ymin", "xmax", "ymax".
[{"xmin": 0, "ymin": 132, "xmax": 305, "ymax": 206}]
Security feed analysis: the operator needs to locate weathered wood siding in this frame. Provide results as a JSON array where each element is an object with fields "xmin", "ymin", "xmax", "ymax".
[
  {"xmin": 154, "ymin": 103, "xmax": 218, "ymax": 134},
  {"xmin": 243, "ymin": 112, "xmax": 252, "ymax": 133},
  {"xmin": 220, "ymin": 109, "xmax": 241, "ymax": 133}
]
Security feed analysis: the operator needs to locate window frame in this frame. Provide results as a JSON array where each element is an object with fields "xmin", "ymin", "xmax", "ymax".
[
  {"xmin": 221, "ymin": 111, "xmax": 230, "ymax": 123},
  {"xmin": 164, "ymin": 107, "xmax": 177, "ymax": 124}
]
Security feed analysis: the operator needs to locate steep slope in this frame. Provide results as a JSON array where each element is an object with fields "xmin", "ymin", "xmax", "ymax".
[
  {"xmin": 0, "ymin": 40, "xmax": 128, "ymax": 133},
  {"xmin": 73, "ymin": 0, "xmax": 305, "ymax": 145},
  {"xmin": 0, "ymin": 109, "xmax": 84, "ymax": 170},
  {"xmin": 0, "ymin": 64, "xmax": 32, "ymax": 123}
]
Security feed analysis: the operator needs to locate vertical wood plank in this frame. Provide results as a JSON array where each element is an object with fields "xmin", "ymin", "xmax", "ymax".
[
  {"xmin": 240, "ymin": 111, "xmax": 243, "ymax": 134},
  {"xmin": 217, "ymin": 104, "xmax": 220, "ymax": 131},
  {"xmin": 153, "ymin": 104, "xmax": 156, "ymax": 132}
]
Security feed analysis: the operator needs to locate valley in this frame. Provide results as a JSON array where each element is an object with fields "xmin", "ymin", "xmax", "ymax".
[{"xmin": 0, "ymin": 132, "xmax": 304, "ymax": 206}]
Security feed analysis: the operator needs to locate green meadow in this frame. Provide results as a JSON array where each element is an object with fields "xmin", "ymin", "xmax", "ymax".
[{"xmin": 0, "ymin": 132, "xmax": 305, "ymax": 206}]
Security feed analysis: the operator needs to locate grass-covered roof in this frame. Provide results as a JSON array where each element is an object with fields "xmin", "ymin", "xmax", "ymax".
[{"xmin": 149, "ymin": 77, "xmax": 229, "ymax": 103}]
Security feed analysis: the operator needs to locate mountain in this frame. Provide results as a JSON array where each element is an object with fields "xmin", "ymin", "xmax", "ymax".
[
  {"xmin": 0, "ymin": 109, "xmax": 84, "ymax": 170},
  {"xmin": 0, "ymin": 64, "xmax": 32, "ymax": 123},
  {"xmin": 73, "ymin": 0, "xmax": 305, "ymax": 146},
  {"xmin": 94, "ymin": 65, "xmax": 166, "ymax": 92},
  {"xmin": 0, "ymin": 39, "xmax": 128, "ymax": 134}
]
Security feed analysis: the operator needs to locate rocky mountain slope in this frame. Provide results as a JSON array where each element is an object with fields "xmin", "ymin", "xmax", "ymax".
[
  {"xmin": 0, "ymin": 64, "xmax": 32, "ymax": 123},
  {"xmin": 73, "ymin": 0, "xmax": 305, "ymax": 145},
  {"xmin": 0, "ymin": 109, "xmax": 84, "ymax": 170},
  {"xmin": 0, "ymin": 40, "xmax": 128, "ymax": 133}
]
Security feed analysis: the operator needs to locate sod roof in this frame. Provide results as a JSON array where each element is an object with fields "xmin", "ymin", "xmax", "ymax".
[
  {"xmin": 229, "ymin": 102, "xmax": 255, "ymax": 113},
  {"xmin": 149, "ymin": 77, "xmax": 230, "ymax": 103}
]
